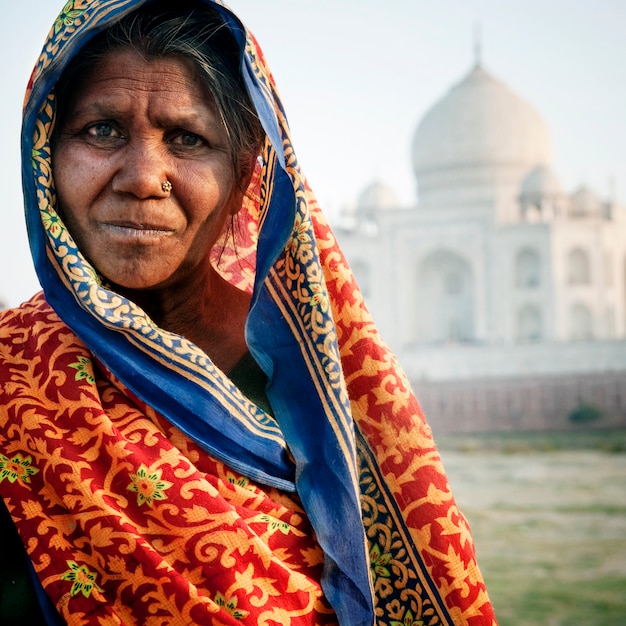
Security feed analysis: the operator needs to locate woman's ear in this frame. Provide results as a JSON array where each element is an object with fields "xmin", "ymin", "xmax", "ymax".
[
  {"xmin": 237, "ymin": 152, "xmax": 259, "ymax": 191},
  {"xmin": 229, "ymin": 153, "xmax": 261, "ymax": 216}
]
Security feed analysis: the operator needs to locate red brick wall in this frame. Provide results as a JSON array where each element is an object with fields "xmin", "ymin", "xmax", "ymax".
[{"xmin": 412, "ymin": 371, "xmax": 626, "ymax": 435}]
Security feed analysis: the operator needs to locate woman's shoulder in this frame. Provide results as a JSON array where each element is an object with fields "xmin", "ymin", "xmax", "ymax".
[
  {"xmin": 1, "ymin": 291, "xmax": 53, "ymax": 325},
  {"xmin": 0, "ymin": 292, "xmax": 71, "ymax": 360},
  {"xmin": 0, "ymin": 292, "xmax": 61, "ymax": 338}
]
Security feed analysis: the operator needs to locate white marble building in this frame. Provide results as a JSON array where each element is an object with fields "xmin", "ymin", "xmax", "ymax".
[{"xmin": 336, "ymin": 61, "xmax": 626, "ymax": 386}]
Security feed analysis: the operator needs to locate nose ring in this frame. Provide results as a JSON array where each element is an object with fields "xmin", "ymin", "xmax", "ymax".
[{"xmin": 162, "ymin": 181, "xmax": 172, "ymax": 193}]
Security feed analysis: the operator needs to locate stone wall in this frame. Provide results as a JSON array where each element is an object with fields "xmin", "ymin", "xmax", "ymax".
[{"xmin": 412, "ymin": 370, "xmax": 626, "ymax": 435}]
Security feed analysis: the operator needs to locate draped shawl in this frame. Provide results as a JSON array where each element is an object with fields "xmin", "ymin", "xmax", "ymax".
[{"xmin": 0, "ymin": 1, "xmax": 497, "ymax": 624}]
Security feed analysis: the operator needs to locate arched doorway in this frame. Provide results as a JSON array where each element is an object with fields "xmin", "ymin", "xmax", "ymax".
[{"xmin": 415, "ymin": 250, "xmax": 474, "ymax": 343}]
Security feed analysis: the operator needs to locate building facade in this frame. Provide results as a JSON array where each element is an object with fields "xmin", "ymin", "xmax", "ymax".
[{"xmin": 336, "ymin": 62, "xmax": 626, "ymax": 433}]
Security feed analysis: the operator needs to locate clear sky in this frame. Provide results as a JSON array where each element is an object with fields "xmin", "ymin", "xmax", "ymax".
[{"xmin": 1, "ymin": 0, "xmax": 625, "ymax": 306}]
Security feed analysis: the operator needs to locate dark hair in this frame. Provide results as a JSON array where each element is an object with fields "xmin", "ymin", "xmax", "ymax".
[{"xmin": 53, "ymin": 0, "xmax": 264, "ymax": 185}]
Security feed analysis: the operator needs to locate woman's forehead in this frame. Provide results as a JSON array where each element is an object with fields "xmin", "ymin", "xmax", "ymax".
[
  {"xmin": 61, "ymin": 48, "xmax": 221, "ymax": 122},
  {"xmin": 71, "ymin": 49, "xmax": 210, "ymax": 100}
]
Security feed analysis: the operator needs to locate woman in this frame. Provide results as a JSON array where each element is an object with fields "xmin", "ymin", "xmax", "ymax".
[{"xmin": 0, "ymin": 0, "xmax": 497, "ymax": 624}]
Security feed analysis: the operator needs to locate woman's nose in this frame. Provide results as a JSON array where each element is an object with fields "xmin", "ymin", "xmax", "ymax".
[{"xmin": 111, "ymin": 140, "xmax": 170, "ymax": 199}]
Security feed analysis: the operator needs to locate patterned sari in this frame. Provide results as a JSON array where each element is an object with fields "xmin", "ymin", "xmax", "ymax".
[{"xmin": 0, "ymin": 1, "xmax": 497, "ymax": 624}]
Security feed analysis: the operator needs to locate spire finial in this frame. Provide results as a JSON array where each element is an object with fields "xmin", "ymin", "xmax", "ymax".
[{"xmin": 474, "ymin": 22, "xmax": 482, "ymax": 67}]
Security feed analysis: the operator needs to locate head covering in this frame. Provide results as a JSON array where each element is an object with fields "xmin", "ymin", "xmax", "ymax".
[{"xmin": 17, "ymin": 1, "xmax": 497, "ymax": 623}]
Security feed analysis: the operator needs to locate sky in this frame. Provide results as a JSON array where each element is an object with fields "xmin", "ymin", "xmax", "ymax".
[{"xmin": 1, "ymin": 0, "xmax": 625, "ymax": 307}]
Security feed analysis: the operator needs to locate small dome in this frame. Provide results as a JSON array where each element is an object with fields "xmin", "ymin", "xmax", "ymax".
[
  {"xmin": 520, "ymin": 165, "xmax": 562, "ymax": 198},
  {"xmin": 413, "ymin": 64, "xmax": 553, "ymax": 175},
  {"xmin": 570, "ymin": 185, "xmax": 603, "ymax": 216},
  {"xmin": 357, "ymin": 180, "xmax": 398, "ymax": 212}
]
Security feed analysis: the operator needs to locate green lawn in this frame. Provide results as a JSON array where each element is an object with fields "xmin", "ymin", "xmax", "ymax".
[{"xmin": 438, "ymin": 431, "xmax": 626, "ymax": 626}]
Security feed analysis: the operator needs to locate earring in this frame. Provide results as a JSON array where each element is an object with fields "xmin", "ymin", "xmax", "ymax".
[{"xmin": 162, "ymin": 181, "xmax": 172, "ymax": 193}]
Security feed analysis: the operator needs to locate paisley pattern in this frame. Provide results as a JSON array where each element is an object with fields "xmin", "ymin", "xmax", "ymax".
[
  {"xmin": 4, "ymin": 0, "xmax": 498, "ymax": 624},
  {"xmin": 0, "ymin": 295, "xmax": 495, "ymax": 625},
  {"xmin": 0, "ymin": 295, "xmax": 334, "ymax": 624}
]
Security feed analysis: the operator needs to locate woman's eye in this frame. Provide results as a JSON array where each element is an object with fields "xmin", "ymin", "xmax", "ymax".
[
  {"xmin": 173, "ymin": 132, "xmax": 204, "ymax": 147},
  {"xmin": 87, "ymin": 122, "xmax": 120, "ymax": 138}
]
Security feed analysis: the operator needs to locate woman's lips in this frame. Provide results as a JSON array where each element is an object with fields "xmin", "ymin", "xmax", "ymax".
[{"xmin": 100, "ymin": 221, "xmax": 175, "ymax": 240}]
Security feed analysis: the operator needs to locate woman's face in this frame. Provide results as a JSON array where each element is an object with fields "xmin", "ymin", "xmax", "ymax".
[{"xmin": 53, "ymin": 48, "xmax": 241, "ymax": 293}]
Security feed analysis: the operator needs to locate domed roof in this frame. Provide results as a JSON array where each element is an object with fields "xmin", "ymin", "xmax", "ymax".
[
  {"xmin": 413, "ymin": 64, "xmax": 553, "ymax": 175},
  {"xmin": 520, "ymin": 165, "xmax": 562, "ymax": 197},
  {"xmin": 356, "ymin": 180, "xmax": 398, "ymax": 212},
  {"xmin": 570, "ymin": 185, "xmax": 603, "ymax": 216}
]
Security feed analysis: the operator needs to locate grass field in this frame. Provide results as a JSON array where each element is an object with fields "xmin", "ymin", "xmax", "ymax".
[{"xmin": 438, "ymin": 430, "xmax": 626, "ymax": 626}]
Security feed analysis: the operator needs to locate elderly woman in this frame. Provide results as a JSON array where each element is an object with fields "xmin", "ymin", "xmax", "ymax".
[{"xmin": 0, "ymin": 1, "xmax": 497, "ymax": 624}]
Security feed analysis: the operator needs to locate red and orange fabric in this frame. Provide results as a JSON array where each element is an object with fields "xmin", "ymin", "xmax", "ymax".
[
  {"xmin": 1, "ymin": 294, "xmax": 336, "ymax": 625},
  {"xmin": 0, "ymin": 0, "xmax": 497, "ymax": 624}
]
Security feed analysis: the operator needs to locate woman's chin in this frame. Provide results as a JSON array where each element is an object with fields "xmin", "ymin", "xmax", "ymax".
[{"xmin": 101, "ymin": 267, "xmax": 175, "ymax": 294}]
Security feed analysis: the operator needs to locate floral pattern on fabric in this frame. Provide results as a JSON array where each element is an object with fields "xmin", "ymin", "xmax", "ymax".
[
  {"xmin": 61, "ymin": 561, "xmax": 104, "ymax": 598},
  {"xmin": 0, "ymin": 296, "xmax": 336, "ymax": 625},
  {"xmin": 0, "ymin": 453, "xmax": 39, "ymax": 485},
  {"xmin": 0, "ymin": 293, "xmax": 497, "ymax": 625},
  {"xmin": 69, "ymin": 356, "xmax": 96, "ymax": 384},
  {"xmin": 127, "ymin": 463, "xmax": 173, "ymax": 507}
]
